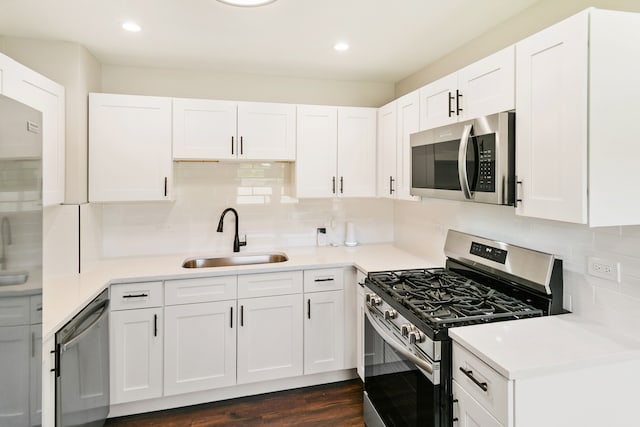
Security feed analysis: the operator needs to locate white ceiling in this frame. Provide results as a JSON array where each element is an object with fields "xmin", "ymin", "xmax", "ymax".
[{"xmin": 0, "ymin": 0, "xmax": 539, "ymax": 82}]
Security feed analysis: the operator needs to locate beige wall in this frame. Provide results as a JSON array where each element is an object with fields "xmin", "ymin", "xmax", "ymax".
[
  {"xmin": 101, "ymin": 64, "xmax": 393, "ymax": 107},
  {"xmin": 0, "ymin": 37, "xmax": 102, "ymax": 204},
  {"xmin": 395, "ymin": 0, "xmax": 640, "ymax": 97}
]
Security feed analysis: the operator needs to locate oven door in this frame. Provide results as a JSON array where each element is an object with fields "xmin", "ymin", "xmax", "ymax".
[{"xmin": 364, "ymin": 309, "xmax": 442, "ymax": 427}]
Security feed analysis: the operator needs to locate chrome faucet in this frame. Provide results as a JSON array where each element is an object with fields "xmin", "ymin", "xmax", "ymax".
[
  {"xmin": 1, "ymin": 216, "xmax": 12, "ymax": 270},
  {"xmin": 217, "ymin": 208, "xmax": 246, "ymax": 253}
]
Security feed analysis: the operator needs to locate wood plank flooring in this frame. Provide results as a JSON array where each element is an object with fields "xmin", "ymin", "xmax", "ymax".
[{"xmin": 105, "ymin": 379, "xmax": 364, "ymax": 426}]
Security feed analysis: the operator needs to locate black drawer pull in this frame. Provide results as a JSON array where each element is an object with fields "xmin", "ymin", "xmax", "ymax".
[
  {"xmin": 307, "ymin": 299, "xmax": 311, "ymax": 319},
  {"xmin": 314, "ymin": 277, "xmax": 334, "ymax": 282},
  {"xmin": 122, "ymin": 293, "xmax": 149, "ymax": 299},
  {"xmin": 459, "ymin": 367, "xmax": 488, "ymax": 392},
  {"xmin": 153, "ymin": 314, "xmax": 158, "ymax": 337}
]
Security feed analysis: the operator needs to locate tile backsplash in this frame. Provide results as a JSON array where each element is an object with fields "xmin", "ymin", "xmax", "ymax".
[
  {"xmin": 394, "ymin": 198, "xmax": 640, "ymax": 337},
  {"xmin": 99, "ymin": 162, "xmax": 394, "ymax": 257}
]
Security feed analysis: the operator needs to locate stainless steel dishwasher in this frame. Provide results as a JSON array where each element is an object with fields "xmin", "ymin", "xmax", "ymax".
[{"xmin": 55, "ymin": 289, "xmax": 110, "ymax": 427}]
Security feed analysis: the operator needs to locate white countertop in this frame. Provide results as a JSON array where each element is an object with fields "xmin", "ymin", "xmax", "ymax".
[
  {"xmin": 44, "ymin": 244, "xmax": 436, "ymax": 338},
  {"xmin": 449, "ymin": 314, "xmax": 640, "ymax": 380}
]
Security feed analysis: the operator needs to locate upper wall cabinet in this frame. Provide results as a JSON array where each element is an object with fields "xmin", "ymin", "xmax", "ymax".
[
  {"xmin": 515, "ymin": 8, "xmax": 640, "ymax": 226},
  {"xmin": 89, "ymin": 93, "xmax": 173, "ymax": 202},
  {"xmin": 0, "ymin": 53, "xmax": 66, "ymax": 206},
  {"xmin": 296, "ymin": 105, "xmax": 376, "ymax": 198},
  {"xmin": 419, "ymin": 46, "xmax": 515, "ymax": 131},
  {"xmin": 172, "ymin": 98, "xmax": 296, "ymax": 161},
  {"xmin": 376, "ymin": 91, "xmax": 420, "ymax": 201}
]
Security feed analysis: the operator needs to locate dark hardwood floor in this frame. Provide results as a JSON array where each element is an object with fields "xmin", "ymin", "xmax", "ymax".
[{"xmin": 105, "ymin": 379, "xmax": 364, "ymax": 426}]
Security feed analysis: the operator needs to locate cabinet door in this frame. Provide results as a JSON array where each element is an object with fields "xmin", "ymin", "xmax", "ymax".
[
  {"xmin": 356, "ymin": 283, "xmax": 364, "ymax": 381},
  {"xmin": 377, "ymin": 101, "xmax": 397, "ymax": 199},
  {"xmin": 453, "ymin": 381, "xmax": 504, "ymax": 427},
  {"xmin": 237, "ymin": 102, "xmax": 296, "ymax": 160},
  {"xmin": 396, "ymin": 90, "xmax": 420, "ymax": 201},
  {"xmin": 3, "ymin": 56, "xmax": 66, "ymax": 206},
  {"xmin": 515, "ymin": 12, "xmax": 588, "ymax": 224},
  {"xmin": 304, "ymin": 290, "xmax": 345, "ymax": 375},
  {"xmin": 419, "ymin": 73, "xmax": 458, "ymax": 130},
  {"xmin": 337, "ymin": 107, "xmax": 377, "ymax": 198},
  {"xmin": 110, "ymin": 308, "xmax": 163, "ymax": 403},
  {"xmin": 296, "ymin": 105, "xmax": 338, "ymax": 198},
  {"xmin": 458, "ymin": 46, "xmax": 515, "ymax": 121},
  {"xmin": 173, "ymin": 98, "xmax": 237, "ymax": 160},
  {"xmin": 89, "ymin": 93, "xmax": 172, "ymax": 202},
  {"xmin": 164, "ymin": 301, "xmax": 236, "ymax": 395},
  {"xmin": 237, "ymin": 294, "xmax": 303, "ymax": 384},
  {"xmin": 0, "ymin": 325, "xmax": 30, "ymax": 425},
  {"xmin": 29, "ymin": 324, "xmax": 42, "ymax": 427}
]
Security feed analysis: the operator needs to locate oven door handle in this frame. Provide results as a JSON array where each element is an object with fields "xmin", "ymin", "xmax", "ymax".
[
  {"xmin": 457, "ymin": 123, "xmax": 474, "ymax": 200},
  {"xmin": 365, "ymin": 308, "xmax": 434, "ymax": 375}
]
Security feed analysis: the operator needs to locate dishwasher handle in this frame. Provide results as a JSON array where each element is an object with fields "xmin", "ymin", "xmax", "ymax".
[{"xmin": 61, "ymin": 299, "xmax": 109, "ymax": 352}]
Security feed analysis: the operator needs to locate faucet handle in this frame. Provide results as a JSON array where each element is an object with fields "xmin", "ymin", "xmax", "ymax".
[{"xmin": 240, "ymin": 235, "xmax": 247, "ymax": 247}]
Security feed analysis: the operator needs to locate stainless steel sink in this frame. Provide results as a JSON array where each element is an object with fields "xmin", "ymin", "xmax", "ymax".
[
  {"xmin": 182, "ymin": 253, "xmax": 288, "ymax": 269},
  {"xmin": 0, "ymin": 271, "xmax": 29, "ymax": 286}
]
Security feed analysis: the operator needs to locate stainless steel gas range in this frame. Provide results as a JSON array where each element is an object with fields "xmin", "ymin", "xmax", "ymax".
[{"xmin": 362, "ymin": 230, "xmax": 564, "ymax": 427}]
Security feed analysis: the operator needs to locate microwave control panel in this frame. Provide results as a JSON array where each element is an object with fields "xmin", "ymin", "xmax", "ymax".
[{"xmin": 477, "ymin": 135, "xmax": 496, "ymax": 192}]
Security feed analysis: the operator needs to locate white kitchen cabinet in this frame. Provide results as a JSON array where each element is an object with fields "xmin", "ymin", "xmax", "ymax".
[
  {"xmin": 377, "ymin": 101, "xmax": 397, "ymax": 199},
  {"xmin": 0, "ymin": 324, "xmax": 30, "ymax": 425},
  {"xmin": 164, "ymin": 300, "xmax": 236, "ymax": 395},
  {"xmin": 303, "ymin": 268, "xmax": 345, "ymax": 375},
  {"xmin": 172, "ymin": 98, "xmax": 296, "ymax": 161},
  {"xmin": 395, "ymin": 90, "xmax": 420, "ymax": 201},
  {"xmin": 89, "ymin": 93, "xmax": 172, "ymax": 202},
  {"xmin": 237, "ymin": 294, "xmax": 303, "ymax": 384},
  {"xmin": 110, "ymin": 307, "xmax": 163, "ymax": 403},
  {"xmin": 515, "ymin": 9, "xmax": 640, "ymax": 226},
  {"xmin": 29, "ymin": 323, "xmax": 42, "ymax": 426},
  {"xmin": 453, "ymin": 381, "xmax": 503, "ymax": 427},
  {"xmin": 172, "ymin": 98, "xmax": 237, "ymax": 160},
  {"xmin": 0, "ymin": 53, "xmax": 66, "ymax": 206},
  {"xmin": 296, "ymin": 105, "xmax": 376, "ymax": 198},
  {"xmin": 419, "ymin": 46, "xmax": 514, "ymax": 130}
]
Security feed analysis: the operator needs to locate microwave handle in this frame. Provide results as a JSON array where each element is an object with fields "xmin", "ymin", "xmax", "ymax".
[{"xmin": 458, "ymin": 124, "xmax": 474, "ymax": 199}]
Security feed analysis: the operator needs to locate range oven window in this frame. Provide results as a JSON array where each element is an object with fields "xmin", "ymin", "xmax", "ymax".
[{"xmin": 364, "ymin": 315, "xmax": 442, "ymax": 427}]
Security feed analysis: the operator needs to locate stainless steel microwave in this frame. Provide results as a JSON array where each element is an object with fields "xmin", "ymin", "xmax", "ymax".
[{"xmin": 410, "ymin": 111, "xmax": 515, "ymax": 205}]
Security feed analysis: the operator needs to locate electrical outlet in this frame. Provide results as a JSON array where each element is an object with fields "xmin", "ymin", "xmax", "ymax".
[{"xmin": 587, "ymin": 257, "xmax": 621, "ymax": 283}]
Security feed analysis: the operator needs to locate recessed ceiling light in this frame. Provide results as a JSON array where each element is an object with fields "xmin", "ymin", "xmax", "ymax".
[
  {"xmin": 217, "ymin": 0, "xmax": 277, "ymax": 6},
  {"xmin": 122, "ymin": 21, "xmax": 141, "ymax": 32},
  {"xmin": 334, "ymin": 42, "xmax": 350, "ymax": 52}
]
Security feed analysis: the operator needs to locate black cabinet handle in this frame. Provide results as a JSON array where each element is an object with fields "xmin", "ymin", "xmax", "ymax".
[
  {"xmin": 122, "ymin": 293, "xmax": 149, "ymax": 299},
  {"xmin": 153, "ymin": 314, "xmax": 158, "ymax": 337},
  {"xmin": 332, "ymin": 176, "xmax": 336, "ymax": 194},
  {"xmin": 164, "ymin": 177, "xmax": 167, "ymax": 197},
  {"xmin": 307, "ymin": 299, "xmax": 311, "ymax": 319},
  {"xmin": 459, "ymin": 367, "xmax": 488, "ymax": 392},
  {"xmin": 448, "ymin": 91, "xmax": 455, "ymax": 117},
  {"xmin": 231, "ymin": 136, "xmax": 234, "ymax": 155},
  {"xmin": 230, "ymin": 306, "xmax": 233, "ymax": 328},
  {"xmin": 390, "ymin": 176, "xmax": 395, "ymax": 195},
  {"xmin": 340, "ymin": 176, "xmax": 344, "ymax": 194},
  {"xmin": 456, "ymin": 90, "xmax": 463, "ymax": 115},
  {"xmin": 240, "ymin": 136, "xmax": 244, "ymax": 155},
  {"xmin": 240, "ymin": 305, "xmax": 244, "ymax": 327},
  {"xmin": 314, "ymin": 277, "xmax": 334, "ymax": 282}
]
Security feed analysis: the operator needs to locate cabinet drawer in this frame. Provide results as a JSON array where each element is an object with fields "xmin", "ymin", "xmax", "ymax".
[
  {"xmin": 30, "ymin": 294, "xmax": 42, "ymax": 324},
  {"xmin": 304, "ymin": 268, "xmax": 344, "ymax": 292},
  {"xmin": 238, "ymin": 271, "xmax": 303, "ymax": 298},
  {"xmin": 453, "ymin": 380, "xmax": 504, "ymax": 427},
  {"xmin": 452, "ymin": 342, "xmax": 511, "ymax": 425},
  {"xmin": 165, "ymin": 276, "xmax": 237, "ymax": 305},
  {"xmin": 0, "ymin": 296, "xmax": 30, "ymax": 326},
  {"xmin": 111, "ymin": 282, "xmax": 163, "ymax": 311}
]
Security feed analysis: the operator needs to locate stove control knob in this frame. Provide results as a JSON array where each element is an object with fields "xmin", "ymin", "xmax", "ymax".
[
  {"xmin": 400, "ymin": 324, "xmax": 414, "ymax": 337},
  {"xmin": 366, "ymin": 294, "xmax": 382, "ymax": 307},
  {"xmin": 409, "ymin": 330, "xmax": 425, "ymax": 344},
  {"xmin": 384, "ymin": 309, "xmax": 397, "ymax": 320}
]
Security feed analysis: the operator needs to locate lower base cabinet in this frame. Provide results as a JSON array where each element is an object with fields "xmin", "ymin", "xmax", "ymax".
[
  {"xmin": 237, "ymin": 294, "xmax": 303, "ymax": 384},
  {"xmin": 355, "ymin": 270, "xmax": 366, "ymax": 380},
  {"xmin": 110, "ymin": 307, "xmax": 163, "ymax": 404},
  {"xmin": 453, "ymin": 380, "xmax": 503, "ymax": 427},
  {"xmin": 304, "ymin": 290, "xmax": 345, "ymax": 375},
  {"xmin": 164, "ymin": 301, "xmax": 236, "ymax": 395}
]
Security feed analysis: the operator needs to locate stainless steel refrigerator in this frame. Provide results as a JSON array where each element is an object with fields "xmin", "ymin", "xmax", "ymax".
[{"xmin": 0, "ymin": 94, "xmax": 44, "ymax": 426}]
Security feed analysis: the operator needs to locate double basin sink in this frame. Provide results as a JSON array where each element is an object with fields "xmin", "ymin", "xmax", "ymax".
[{"xmin": 182, "ymin": 252, "xmax": 288, "ymax": 269}]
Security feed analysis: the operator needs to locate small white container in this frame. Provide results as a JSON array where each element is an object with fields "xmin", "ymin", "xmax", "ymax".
[{"xmin": 344, "ymin": 222, "xmax": 357, "ymax": 246}]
